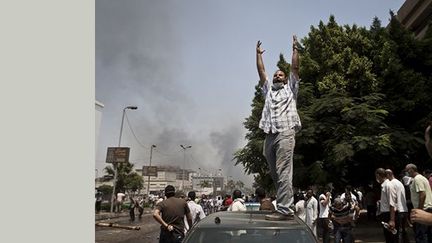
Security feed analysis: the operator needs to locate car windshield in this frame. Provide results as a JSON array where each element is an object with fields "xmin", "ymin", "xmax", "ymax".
[{"xmin": 186, "ymin": 228, "xmax": 315, "ymax": 243}]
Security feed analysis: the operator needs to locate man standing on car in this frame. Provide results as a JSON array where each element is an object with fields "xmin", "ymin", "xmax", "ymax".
[
  {"xmin": 256, "ymin": 35, "xmax": 301, "ymax": 221},
  {"xmin": 153, "ymin": 185, "xmax": 193, "ymax": 243}
]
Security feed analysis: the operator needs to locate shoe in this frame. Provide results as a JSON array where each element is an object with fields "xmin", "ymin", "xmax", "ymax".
[{"xmin": 265, "ymin": 212, "xmax": 293, "ymax": 221}]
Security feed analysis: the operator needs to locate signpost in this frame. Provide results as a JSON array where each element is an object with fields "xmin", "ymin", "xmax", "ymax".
[
  {"xmin": 142, "ymin": 166, "xmax": 158, "ymax": 177},
  {"xmin": 106, "ymin": 147, "xmax": 130, "ymax": 163}
]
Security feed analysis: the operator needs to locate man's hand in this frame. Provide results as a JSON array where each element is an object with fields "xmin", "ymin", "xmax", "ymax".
[
  {"xmin": 167, "ymin": 225, "xmax": 174, "ymax": 232},
  {"xmin": 411, "ymin": 208, "xmax": 432, "ymax": 225},
  {"xmin": 388, "ymin": 219, "xmax": 395, "ymax": 230},
  {"xmin": 257, "ymin": 40, "xmax": 265, "ymax": 55}
]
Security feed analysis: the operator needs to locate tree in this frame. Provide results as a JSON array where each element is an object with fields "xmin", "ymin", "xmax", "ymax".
[
  {"xmin": 97, "ymin": 184, "xmax": 113, "ymax": 196},
  {"xmin": 226, "ymin": 179, "xmax": 236, "ymax": 193},
  {"xmin": 104, "ymin": 162, "xmax": 143, "ymax": 194},
  {"xmin": 235, "ymin": 180, "xmax": 245, "ymax": 189},
  {"xmin": 200, "ymin": 180, "xmax": 211, "ymax": 189},
  {"xmin": 234, "ymin": 14, "xmax": 432, "ymax": 192}
]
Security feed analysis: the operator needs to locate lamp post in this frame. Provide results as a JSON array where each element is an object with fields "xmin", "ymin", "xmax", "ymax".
[
  {"xmin": 110, "ymin": 106, "xmax": 138, "ymax": 213},
  {"xmin": 180, "ymin": 144, "xmax": 192, "ymax": 191},
  {"xmin": 147, "ymin": 144, "xmax": 156, "ymax": 196}
]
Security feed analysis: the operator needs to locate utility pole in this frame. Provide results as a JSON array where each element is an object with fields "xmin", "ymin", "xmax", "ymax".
[
  {"xmin": 147, "ymin": 144, "xmax": 156, "ymax": 196},
  {"xmin": 180, "ymin": 144, "xmax": 192, "ymax": 191},
  {"xmin": 110, "ymin": 106, "xmax": 137, "ymax": 213}
]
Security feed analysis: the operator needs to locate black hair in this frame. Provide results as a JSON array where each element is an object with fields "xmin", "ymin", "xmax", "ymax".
[
  {"xmin": 188, "ymin": 191, "xmax": 196, "ymax": 201},
  {"xmin": 164, "ymin": 185, "xmax": 175, "ymax": 198},
  {"xmin": 255, "ymin": 187, "xmax": 266, "ymax": 199},
  {"xmin": 232, "ymin": 189, "xmax": 242, "ymax": 200}
]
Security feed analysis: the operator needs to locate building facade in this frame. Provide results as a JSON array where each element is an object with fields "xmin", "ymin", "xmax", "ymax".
[
  {"xmin": 396, "ymin": 0, "xmax": 432, "ymax": 39},
  {"xmin": 136, "ymin": 165, "xmax": 195, "ymax": 195}
]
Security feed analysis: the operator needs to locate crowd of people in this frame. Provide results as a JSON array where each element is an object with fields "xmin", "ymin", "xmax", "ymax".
[{"xmin": 93, "ymin": 33, "xmax": 432, "ymax": 243}]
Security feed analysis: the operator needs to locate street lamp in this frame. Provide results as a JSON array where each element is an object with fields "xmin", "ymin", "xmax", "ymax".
[
  {"xmin": 180, "ymin": 144, "xmax": 192, "ymax": 191},
  {"xmin": 110, "ymin": 105, "xmax": 138, "ymax": 213},
  {"xmin": 147, "ymin": 144, "xmax": 156, "ymax": 196}
]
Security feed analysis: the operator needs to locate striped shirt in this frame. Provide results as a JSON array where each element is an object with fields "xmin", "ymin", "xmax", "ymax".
[
  {"xmin": 259, "ymin": 72, "xmax": 301, "ymax": 134},
  {"xmin": 330, "ymin": 203, "xmax": 352, "ymax": 227}
]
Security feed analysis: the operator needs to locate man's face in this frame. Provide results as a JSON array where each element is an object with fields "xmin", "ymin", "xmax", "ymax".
[
  {"xmin": 334, "ymin": 201, "xmax": 343, "ymax": 210},
  {"xmin": 375, "ymin": 174, "xmax": 384, "ymax": 184},
  {"xmin": 306, "ymin": 190, "xmax": 313, "ymax": 199},
  {"xmin": 405, "ymin": 167, "xmax": 415, "ymax": 177},
  {"xmin": 273, "ymin": 70, "xmax": 287, "ymax": 84}
]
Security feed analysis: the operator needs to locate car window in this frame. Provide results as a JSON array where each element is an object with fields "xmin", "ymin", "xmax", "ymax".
[{"xmin": 186, "ymin": 228, "xmax": 315, "ymax": 243}]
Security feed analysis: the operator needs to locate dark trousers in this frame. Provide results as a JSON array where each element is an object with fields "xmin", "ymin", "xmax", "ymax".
[
  {"xmin": 95, "ymin": 200, "xmax": 102, "ymax": 213},
  {"xmin": 129, "ymin": 207, "xmax": 135, "ymax": 221},
  {"xmin": 413, "ymin": 222, "xmax": 432, "ymax": 243},
  {"xmin": 137, "ymin": 206, "xmax": 144, "ymax": 218},
  {"xmin": 380, "ymin": 212, "xmax": 398, "ymax": 243},
  {"xmin": 334, "ymin": 226, "xmax": 353, "ymax": 243},
  {"xmin": 413, "ymin": 208, "xmax": 432, "ymax": 243},
  {"xmin": 159, "ymin": 229, "xmax": 184, "ymax": 243},
  {"xmin": 396, "ymin": 212, "xmax": 409, "ymax": 243},
  {"xmin": 318, "ymin": 218, "xmax": 331, "ymax": 243}
]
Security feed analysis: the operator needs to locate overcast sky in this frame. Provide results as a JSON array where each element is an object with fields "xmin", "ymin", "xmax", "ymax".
[{"xmin": 95, "ymin": 0, "xmax": 405, "ymax": 187}]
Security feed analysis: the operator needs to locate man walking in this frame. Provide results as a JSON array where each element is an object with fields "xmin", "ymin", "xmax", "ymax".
[
  {"xmin": 330, "ymin": 197, "xmax": 354, "ymax": 243},
  {"xmin": 376, "ymin": 168, "xmax": 398, "ymax": 243},
  {"xmin": 95, "ymin": 189, "xmax": 103, "ymax": 214},
  {"xmin": 405, "ymin": 163, "xmax": 432, "ymax": 243},
  {"xmin": 386, "ymin": 169, "xmax": 410, "ymax": 243},
  {"xmin": 256, "ymin": 35, "xmax": 301, "ymax": 220},
  {"xmin": 153, "ymin": 185, "xmax": 193, "ymax": 243}
]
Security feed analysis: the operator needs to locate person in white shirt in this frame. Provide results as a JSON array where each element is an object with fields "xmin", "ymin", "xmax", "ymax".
[
  {"xmin": 295, "ymin": 193, "xmax": 306, "ymax": 221},
  {"xmin": 184, "ymin": 191, "xmax": 206, "ymax": 232},
  {"xmin": 115, "ymin": 192, "xmax": 126, "ymax": 213},
  {"xmin": 405, "ymin": 163, "xmax": 432, "ymax": 242},
  {"xmin": 304, "ymin": 189, "xmax": 318, "ymax": 237},
  {"xmin": 376, "ymin": 168, "xmax": 397, "ymax": 243},
  {"xmin": 385, "ymin": 169, "xmax": 409, "ymax": 243},
  {"xmin": 228, "ymin": 189, "xmax": 246, "ymax": 212},
  {"xmin": 318, "ymin": 188, "xmax": 332, "ymax": 243}
]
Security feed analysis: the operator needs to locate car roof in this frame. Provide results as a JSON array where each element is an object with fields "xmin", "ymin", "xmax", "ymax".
[{"xmin": 194, "ymin": 211, "xmax": 308, "ymax": 230}]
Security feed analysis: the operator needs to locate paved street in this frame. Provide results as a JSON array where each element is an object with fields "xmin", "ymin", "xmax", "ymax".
[
  {"xmin": 95, "ymin": 209, "xmax": 415, "ymax": 243},
  {"xmin": 95, "ymin": 210, "xmax": 160, "ymax": 243}
]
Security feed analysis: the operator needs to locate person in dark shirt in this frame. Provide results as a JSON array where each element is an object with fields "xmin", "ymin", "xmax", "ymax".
[
  {"xmin": 153, "ymin": 185, "xmax": 193, "ymax": 243},
  {"xmin": 330, "ymin": 197, "xmax": 353, "ymax": 243},
  {"xmin": 255, "ymin": 187, "xmax": 275, "ymax": 211}
]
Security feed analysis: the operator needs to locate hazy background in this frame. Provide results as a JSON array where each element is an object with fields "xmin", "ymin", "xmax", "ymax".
[{"xmin": 96, "ymin": 0, "xmax": 405, "ymax": 186}]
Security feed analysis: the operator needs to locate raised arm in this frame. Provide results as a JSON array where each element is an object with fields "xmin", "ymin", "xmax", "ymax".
[
  {"xmin": 256, "ymin": 40, "xmax": 268, "ymax": 86},
  {"xmin": 291, "ymin": 35, "xmax": 300, "ymax": 80}
]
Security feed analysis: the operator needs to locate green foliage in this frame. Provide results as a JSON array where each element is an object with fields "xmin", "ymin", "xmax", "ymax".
[
  {"xmin": 97, "ymin": 185, "xmax": 113, "ymax": 195},
  {"xmin": 104, "ymin": 162, "xmax": 143, "ymax": 194},
  {"xmin": 200, "ymin": 180, "xmax": 211, "ymax": 188},
  {"xmin": 235, "ymin": 14, "xmax": 432, "ymax": 192}
]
